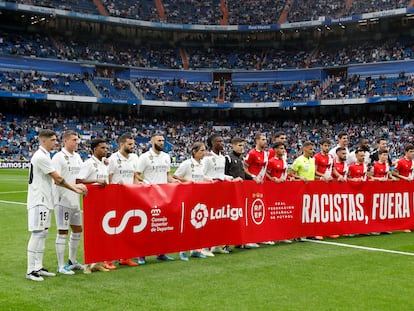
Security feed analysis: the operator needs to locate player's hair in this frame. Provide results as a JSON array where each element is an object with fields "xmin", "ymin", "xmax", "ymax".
[
  {"xmin": 207, "ymin": 134, "xmax": 221, "ymax": 149},
  {"xmin": 274, "ymin": 131, "xmax": 286, "ymax": 139},
  {"xmin": 38, "ymin": 129, "xmax": 56, "ymax": 139},
  {"xmin": 191, "ymin": 142, "xmax": 205, "ymax": 157},
  {"xmin": 151, "ymin": 132, "xmax": 164, "ymax": 139},
  {"xmin": 337, "ymin": 131, "xmax": 348, "ymax": 139},
  {"xmin": 405, "ymin": 144, "xmax": 414, "ymax": 152},
  {"xmin": 91, "ymin": 138, "xmax": 106, "ymax": 151},
  {"xmin": 119, "ymin": 133, "xmax": 133, "ymax": 144},
  {"xmin": 336, "ymin": 147, "xmax": 346, "ymax": 153},
  {"xmin": 62, "ymin": 130, "xmax": 78, "ymax": 140},
  {"xmin": 378, "ymin": 149, "xmax": 389, "ymax": 155},
  {"xmin": 319, "ymin": 138, "xmax": 330, "ymax": 145},
  {"xmin": 231, "ymin": 137, "xmax": 244, "ymax": 144},
  {"xmin": 376, "ymin": 137, "xmax": 386, "ymax": 144},
  {"xmin": 303, "ymin": 141, "xmax": 314, "ymax": 147},
  {"xmin": 272, "ymin": 142, "xmax": 285, "ymax": 149},
  {"xmin": 254, "ymin": 132, "xmax": 265, "ymax": 142},
  {"xmin": 355, "ymin": 148, "xmax": 365, "ymax": 154}
]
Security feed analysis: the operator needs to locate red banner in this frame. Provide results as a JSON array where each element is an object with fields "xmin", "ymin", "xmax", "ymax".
[{"xmin": 83, "ymin": 180, "xmax": 414, "ymax": 263}]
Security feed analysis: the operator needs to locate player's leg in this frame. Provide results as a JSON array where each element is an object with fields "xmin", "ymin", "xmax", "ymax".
[
  {"xmin": 27, "ymin": 205, "xmax": 54, "ymax": 280},
  {"xmin": 54, "ymin": 205, "xmax": 74, "ymax": 275},
  {"xmin": 68, "ymin": 209, "xmax": 83, "ymax": 270}
]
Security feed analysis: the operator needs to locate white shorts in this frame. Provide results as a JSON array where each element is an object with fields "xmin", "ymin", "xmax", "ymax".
[
  {"xmin": 54, "ymin": 205, "xmax": 82, "ymax": 230},
  {"xmin": 28, "ymin": 205, "xmax": 52, "ymax": 232}
]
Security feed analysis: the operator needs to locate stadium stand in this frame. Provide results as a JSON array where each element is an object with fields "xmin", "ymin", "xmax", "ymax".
[{"xmin": 6, "ymin": 0, "xmax": 414, "ymax": 24}]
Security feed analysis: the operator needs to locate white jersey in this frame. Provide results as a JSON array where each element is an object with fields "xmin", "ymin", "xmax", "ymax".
[
  {"xmin": 136, "ymin": 149, "xmax": 171, "ymax": 184},
  {"xmin": 174, "ymin": 157, "xmax": 206, "ymax": 182},
  {"xmin": 77, "ymin": 155, "xmax": 109, "ymax": 183},
  {"xmin": 52, "ymin": 148, "xmax": 82, "ymax": 209},
  {"xmin": 347, "ymin": 150, "xmax": 370, "ymax": 165},
  {"xmin": 329, "ymin": 145, "xmax": 350, "ymax": 162},
  {"xmin": 108, "ymin": 151, "xmax": 137, "ymax": 185},
  {"xmin": 27, "ymin": 146, "xmax": 55, "ymax": 210},
  {"xmin": 203, "ymin": 151, "xmax": 233, "ymax": 181}
]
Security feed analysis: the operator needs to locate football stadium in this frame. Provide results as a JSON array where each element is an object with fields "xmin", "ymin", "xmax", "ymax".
[{"xmin": 1, "ymin": 0, "xmax": 414, "ymax": 310}]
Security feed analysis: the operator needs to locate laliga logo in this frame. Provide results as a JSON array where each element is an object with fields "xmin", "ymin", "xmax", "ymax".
[
  {"xmin": 102, "ymin": 209, "xmax": 148, "ymax": 235},
  {"xmin": 191, "ymin": 203, "xmax": 208, "ymax": 229},
  {"xmin": 190, "ymin": 203, "xmax": 243, "ymax": 229}
]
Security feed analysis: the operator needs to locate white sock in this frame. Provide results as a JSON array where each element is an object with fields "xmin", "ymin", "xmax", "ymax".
[
  {"xmin": 27, "ymin": 231, "xmax": 42, "ymax": 274},
  {"xmin": 34, "ymin": 230, "xmax": 48, "ymax": 272},
  {"xmin": 69, "ymin": 232, "xmax": 81, "ymax": 263},
  {"xmin": 55, "ymin": 234, "xmax": 67, "ymax": 269}
]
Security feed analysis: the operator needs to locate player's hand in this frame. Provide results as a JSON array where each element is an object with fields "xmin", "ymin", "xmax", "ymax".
[{"xmin": 75, "ymin": 183, "xmax": 88, "ymax": 195}]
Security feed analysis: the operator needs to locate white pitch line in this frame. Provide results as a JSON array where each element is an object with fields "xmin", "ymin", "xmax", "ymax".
[
  {"xmin": 305, "ymin": 238, "xmax": 414, "ymax": 256},
  {"xmin": 0, "ymin": 200, "xmax": 26, "ymax": 206},
  {"xmin": 0, "ymin": 191, "xmax": 27, "ymax": 194}
]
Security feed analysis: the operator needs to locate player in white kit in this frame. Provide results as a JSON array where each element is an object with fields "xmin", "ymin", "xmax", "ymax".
[
  {"xmin": 26, "ymin": 129, "xmax": 87, "ymax": 281},
  {"xmin": 52, "ymin": 130, "xmax": 84, "ymax": 275},
  {"xmin": 136, "ymin": 133, "xmax": 178, "ymax": 264},
  {"xmin": 105, "ymin": 133, "xmax": 141, "ymax": 269},
  {"xmin": 76, "ymin": 138, "xmax": 111, "ymax": 274}
]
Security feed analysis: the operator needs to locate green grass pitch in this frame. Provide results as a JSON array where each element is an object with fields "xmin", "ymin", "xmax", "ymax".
[{"xmin": 1, "ymin": 169, "xmax": 414, "ymax": 310}]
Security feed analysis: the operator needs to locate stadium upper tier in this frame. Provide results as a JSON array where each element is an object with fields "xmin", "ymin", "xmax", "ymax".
[
  {"xmin": 1, "ymin": 29, "xmax": 413, "ymax": 71},
  {"xmin": 6, "ymin": 0, "xmax": 414, "ymax": 25}
]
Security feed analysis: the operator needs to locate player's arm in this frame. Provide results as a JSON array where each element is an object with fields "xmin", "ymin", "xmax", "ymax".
[
  {"xmin": 76, "ymin": 177, "xmax": 106, "ymax": 186},
  {"xmin": 289, "ymin": 168, "xmax": 306, "ymax": 182},
  {"xmin": 133, "ymin": 172, "xmax": 144, "ymax": 184},
  {"xmin": 391, "ymin": 169, "xmax": 410, "ymax": 181},
  {"xmin": 167, "ymin": 172, "xmax": 179, "ymax": 183},
  {"xmin": 50, "ymin": 171, "xmax": 87, "ymax": 194}
]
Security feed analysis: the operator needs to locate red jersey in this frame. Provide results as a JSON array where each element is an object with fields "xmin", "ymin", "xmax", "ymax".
[
  {"xmin": 372, "ymin": 161, "xmax": 389, "ymax": 180},
  {"xmin": 314, "ymin": 152, "xmax": 334, "ymax": 177},
  {"xmin": 348, "ymin": 163, "xmax": 367, "ymax": 180},
  {"xmin": 267, "ymin": 157, "xmax": 287, "ymax": 180},
  {"xmin": 394, "ymin": 157, "xmax": 414, "ymax": 178},
  {"xmin": 244, "ymin": 149, "xmax": 274, "ymax": 176},
  {"xmin": 333, "ymin": 161, "xmax": 348, "ymax": 179}
]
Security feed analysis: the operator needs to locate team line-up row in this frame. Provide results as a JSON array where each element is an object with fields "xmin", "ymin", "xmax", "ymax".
[{"xmin": 24, "ymin": 129, "xmax": 414, "ymax": 281}]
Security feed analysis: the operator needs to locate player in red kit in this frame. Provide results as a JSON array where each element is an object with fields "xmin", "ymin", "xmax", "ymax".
[
  {"xmin": 266, "ymin": 142, "xmax": 288, "ymax": 182},
  {"xmin": 314, "ymin": 139, "xmax": 334, "ymax": 181},
  {"xmin": 332, "ymin": 147, "xmax": 348, "ymax": 181},
  {"xmin": 370, "ymin": 149, "xmax": 391, "ymax": 181},
  {"xmin": 244, "ymin": 132, "xmax": 274, "ymax": 183},
  {"xmin": 392, "ymin": 144, "xmax": 414, "ymax": 181},
  {"xmin": 348, "ymin": 149, "xmax": 368, "ymax": 181},
  {"xmin": 392, "ymin": 144, "xmax": 414, "ymax": 232}
]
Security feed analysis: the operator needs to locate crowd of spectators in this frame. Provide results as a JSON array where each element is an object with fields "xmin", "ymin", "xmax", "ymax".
[
  {"xmin": 133, "ymin": 74, "xmax": 414, "ymax": 103},
  {"xmin": 8, "ymin": 0, "xmax": 413, "ymax": 24},
  {"xmin": 2, "ymin": 28, "xmax": 414, "ymax": 71},
  {"xmin": 0, "ymin": 70, "xmax": 92, "ymax": 96},
  {"xmin": 2, "ymin": 68, "xmax": 414, "ymax": 103},
  {"xmin": 1, "ymin": 111, "xmax": 414, "ymax": 167}
]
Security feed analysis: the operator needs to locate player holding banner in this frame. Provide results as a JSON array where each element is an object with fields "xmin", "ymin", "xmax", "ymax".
[
  {"xmin": 370, "ymin": 149, "xmax": 392, "ymax": 181},
  {"xmin": 392, "ymin": 144, "xmax": 414, "ymax": 181},
  {"xmin": 244, "ymin": 132, "xmax": 274, "ymax": 184},
  {"xmin": 26, "ymin": 129, "xmax": 87, "ymax": 282},
  {"xmin": 52, "ymin": 130, "xmax": 85, "ymax": 275},
  {"xmin": 244, "ymin": 132, "xmax": 275, "ymax": 245},
  {"xmin": 76, "ymin": 138, "xmax": 111, "ymax": 274},
  {"xmin": 314, "ymin": 139, "xmax": 334, "ymax": 181}
]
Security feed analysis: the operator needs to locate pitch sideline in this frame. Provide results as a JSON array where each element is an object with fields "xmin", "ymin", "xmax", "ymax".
[
  {"xmin": 305, "ymin": 238, "xmax": 414, "ymax": 257},
  {"xmin": 0, "ymin": 199, "xmax": 26, "ymax": 206}
]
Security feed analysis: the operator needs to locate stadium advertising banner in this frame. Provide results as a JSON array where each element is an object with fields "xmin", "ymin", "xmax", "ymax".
[{"xmin": 83, "ymin": 181, "xmax": 414, "ymax": 263}]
